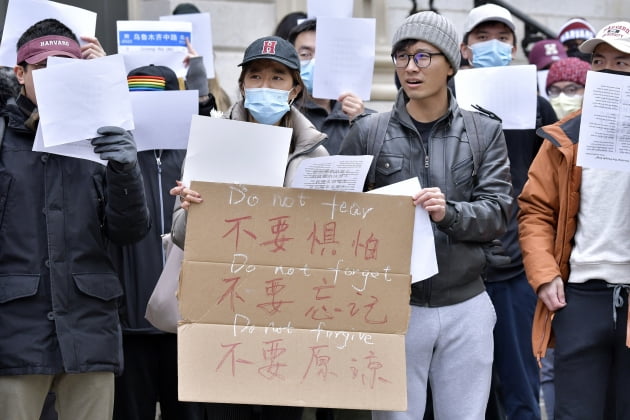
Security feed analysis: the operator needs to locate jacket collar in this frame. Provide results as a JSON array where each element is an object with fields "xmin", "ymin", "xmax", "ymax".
[
  {"xmin": 391, "ymin": 87, "xmax": 458, "ymax": 131},
  {"xmin": 3, "ymin": 93, "xmax": 38, "ymax": 133},
  {"xmin": 558, "ymin": 112, "xmax": 581, "ymax": 145},
  {"xmin": 536, "ymin": 110, "xmax": 581, "ymax": 148}
]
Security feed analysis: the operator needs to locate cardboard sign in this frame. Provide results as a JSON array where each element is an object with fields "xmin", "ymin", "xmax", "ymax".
[{"xmin": 178, "ymin": 182, "xmax": 415, "ymax": 410}]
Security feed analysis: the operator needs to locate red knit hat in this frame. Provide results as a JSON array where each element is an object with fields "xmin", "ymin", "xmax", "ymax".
[{"xmin": 545, "ymin": 57, "xmax": 591, "ymax": 90}]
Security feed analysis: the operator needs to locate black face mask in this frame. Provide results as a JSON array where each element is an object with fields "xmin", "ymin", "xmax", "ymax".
[{"xmin": 598, "ymin": 68, "xmax": 630, "ymax": 77}]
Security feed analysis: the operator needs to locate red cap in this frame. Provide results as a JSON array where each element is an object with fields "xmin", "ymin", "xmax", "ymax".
[{"xmin": 17, "ymin": 35, "xmax": 81, "ymax": 65}]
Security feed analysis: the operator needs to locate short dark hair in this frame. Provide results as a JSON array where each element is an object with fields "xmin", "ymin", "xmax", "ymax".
[
  {"xmin": 288, "ymin": 19, "xmax": 317, "ymax": 45},
  {"xmin": 172, "ymin": 3, "xmax": 201, "ymax": 15},
  {"xmin": 391, "ymin": 39, "xmax": 421, "ymax": 56},
  {"xmin": 274, "ymin": 11, "xmax": 307, "ymax": 40},
  {"xmin": 17, "ymin": 18, "xmax": 78, "ymax": 52}
]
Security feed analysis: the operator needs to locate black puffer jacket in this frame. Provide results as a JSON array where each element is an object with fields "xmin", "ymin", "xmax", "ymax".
[{"xmin": 0, "ymin": 96, "xmax": 150, "ymax": 375}]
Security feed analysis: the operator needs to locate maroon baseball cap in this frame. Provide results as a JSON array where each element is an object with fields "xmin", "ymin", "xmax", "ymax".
[
  {"xmin": 17, "ymin": 35, "xmax": 81, "ymax": 65},
  {"xmin": 528, "ymin": 39, "xmax": 568, "ymax": 70}
]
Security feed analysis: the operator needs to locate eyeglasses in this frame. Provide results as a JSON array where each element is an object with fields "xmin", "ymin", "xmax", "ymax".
[
  {"xmin": 391, "ymin": 51, "xmax": 444, "ymax": 69},
  {"xmin": 547, "ymin": 84, "xmax": 584, "ymax": 97}
]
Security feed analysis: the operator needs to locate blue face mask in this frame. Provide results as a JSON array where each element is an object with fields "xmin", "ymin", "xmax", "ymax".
[
  {"xmin": 244, "ymin": 88, "xmax": 292, "ymax": 125},
  {"xmin": 469, "ymin": 39, "xmax": 513, "ymax": 68},
  {"xmin": 300, "ymin": 59, "xmax": 315, "ymax": 94}
]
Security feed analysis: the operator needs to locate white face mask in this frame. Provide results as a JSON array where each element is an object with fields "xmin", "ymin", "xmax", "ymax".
[{"xmin": 549, "ymin": 93, "xmax": 583, "ymax": 119}]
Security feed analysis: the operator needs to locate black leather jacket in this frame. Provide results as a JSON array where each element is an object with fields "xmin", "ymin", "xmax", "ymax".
[
  {"xmin": 340, "ymin": 89, "xmax": 513, "ymax": 307},
  {"xmin": 0, "ymin": 97, "xmax": 150, "ymax": 375}
]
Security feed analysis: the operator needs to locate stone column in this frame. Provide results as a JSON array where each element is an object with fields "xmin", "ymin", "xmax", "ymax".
[{"xmin": 369, "ymin": 0, "xmax": 398, "ymax": 102}]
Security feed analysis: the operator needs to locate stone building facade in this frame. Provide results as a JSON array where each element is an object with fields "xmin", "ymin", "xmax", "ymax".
[{"xmin": 129, "ymin": 0, "xmax": 630, "ymax": 109}]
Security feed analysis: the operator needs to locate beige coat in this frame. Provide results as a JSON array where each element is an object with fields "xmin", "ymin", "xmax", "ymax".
[{"xmin": 171, "ymin": 101, "xmax": 328, "ymax": 248}]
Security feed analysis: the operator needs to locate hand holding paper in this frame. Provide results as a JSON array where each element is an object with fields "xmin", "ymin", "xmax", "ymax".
[
  {"xmin": 312, "ymin": 17, "xmax": 375, "ymax": 100},
  {"xmin": 79, "ymin": 35, "xmax": 105, "ymax": 59},
  {"xmin": 91, "ymin": 126, "xmax": 137, "ymax": 168},
  {"xmin": 369, "ymin": 178, "xmax": 438, "ymax": 282},
  {"xmin": 339, "ymin": 92, "xmax": 366, "ymax": 120}
]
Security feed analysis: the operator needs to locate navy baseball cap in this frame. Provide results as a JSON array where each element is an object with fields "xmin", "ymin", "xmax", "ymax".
[{"xmin": 238, "ymin": 36, "xmax": 300, "ymax": 70}]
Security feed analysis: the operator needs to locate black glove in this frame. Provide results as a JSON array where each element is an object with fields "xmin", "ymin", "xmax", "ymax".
[{"xmin": 91, "ymin": 126, "xmax": 137, "ymax": 169}]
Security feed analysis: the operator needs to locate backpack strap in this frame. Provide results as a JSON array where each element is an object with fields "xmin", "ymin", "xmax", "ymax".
[
  {"xmin": 461, "ymin": 107, "xmax": 512, "ymax": 268},
  {"xmin": 365, "ymin": 111, "xmax": 391, "ymax": 190},
  {"xmin": 364, "ymin": 107, "xmax": 498, "ymax": 188},
  {"xmin": 462, "ymin": 105, "xmax": 502, "ymax": 178},
  {"xmin": 461, "ymin": 109, "xmax": 482, "ymax": 178}
]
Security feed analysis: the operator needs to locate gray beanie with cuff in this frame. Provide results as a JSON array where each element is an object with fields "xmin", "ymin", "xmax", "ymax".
[{"xmin": 392, "ymin": 11, "xmax": 461, "ymax": 74}]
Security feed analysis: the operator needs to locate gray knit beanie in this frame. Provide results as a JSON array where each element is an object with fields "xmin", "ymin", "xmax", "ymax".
[{"xmin": 392, "ymin": 11, "xmax": 461, "ymax": 74}]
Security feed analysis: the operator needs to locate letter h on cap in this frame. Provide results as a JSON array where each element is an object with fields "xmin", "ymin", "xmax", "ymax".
[{"xmin": 262, "ymin": 40, "xmax": 277, "ymax": 54}]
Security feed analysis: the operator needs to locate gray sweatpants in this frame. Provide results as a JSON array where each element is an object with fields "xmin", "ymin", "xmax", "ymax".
[
  {"xmin": 373, "ymin": 291, "xmax": 496, "ymax": 420},
  {"xmin": 0, "ymin": 371, "xmax": 114, "ymax": 420}
]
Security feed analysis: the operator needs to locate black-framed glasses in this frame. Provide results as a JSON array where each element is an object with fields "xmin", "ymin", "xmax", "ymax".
[
  {"xmin": 547, "ymin": 83, "xmax": 584, "ymax": 98},
  {"xmin": 391, "ymin": 51, "xmax": 444, "ymax": 69}
]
